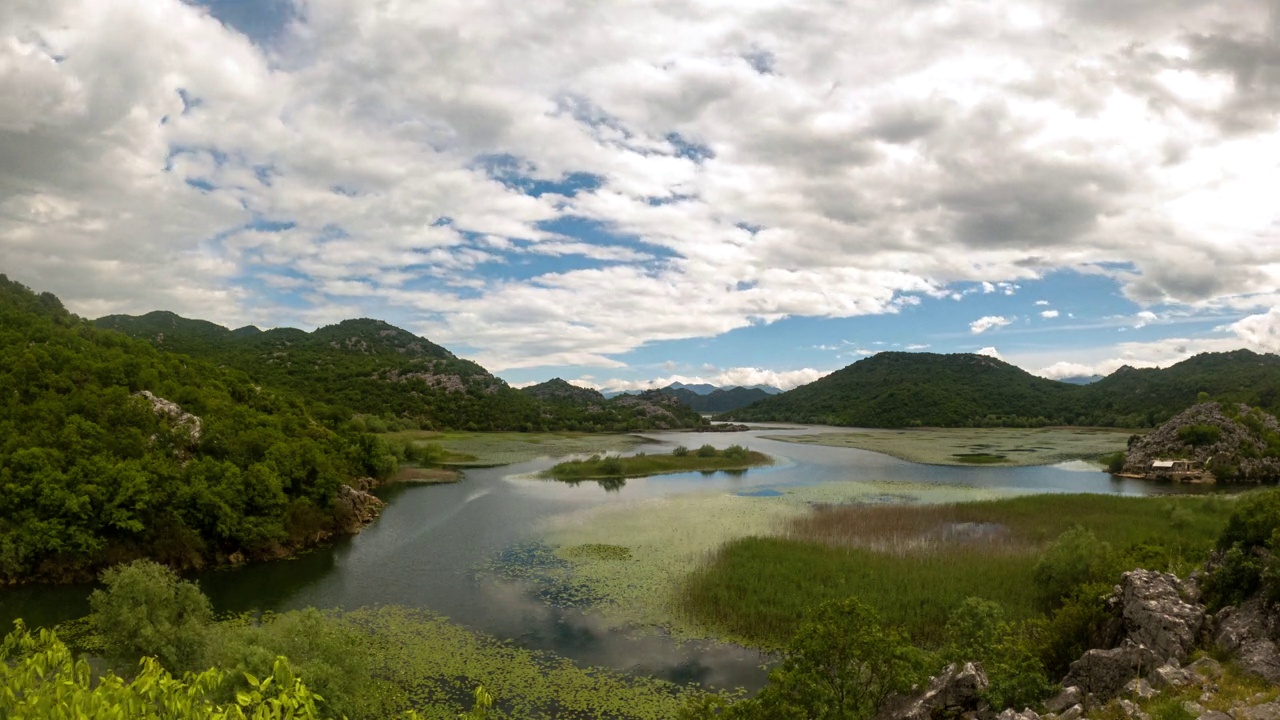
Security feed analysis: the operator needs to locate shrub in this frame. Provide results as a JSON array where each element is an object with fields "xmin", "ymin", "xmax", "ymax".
[
  {"xmin": 1178, "ymin": 424, "xmax": 1222, "ymax": 447},
  {"xmin": 90, "ymin": 560, "xmax": 212, "ymax": 672},
  {"xmin": 1100, "ymin": 451, "xmax": 1126, "ymax": 473},
  {"xmin": 696, "ymin": 444, "xmax": 718, "ymax": 458},
  {"xmin": 1028, "ymin": 582, "xmax": 1114, "ymax": 677},
  {"xmin": 672, "ymin": 445, "xmax": 690, "ymax": 457},
  {"xmin": 598, "ymin": 455, "xmax": 624, "ymax": 476},
  {"xmin": 723, "ymin": 445, "xmax": 750, "ymax": 461},
  {"xmin": 1032, "ymin": 527, "xmax": 1114, "ymax": 609},
  {"xmin": 943, "ymin": 598, "xmax": 1050, "ymax": 711}
]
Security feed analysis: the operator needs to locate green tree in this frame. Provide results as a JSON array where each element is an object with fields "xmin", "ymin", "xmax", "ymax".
[
  {"xmin": 1032, "ymin": 526, "xmax": 1113, "ymax": 609},
  {"xmin": 90, "ymin": 560, "xmax": 212, "ymax": 672}
]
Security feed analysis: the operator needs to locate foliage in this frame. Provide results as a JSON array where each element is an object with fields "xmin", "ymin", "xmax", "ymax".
[
  {"xmin": 1032, "ymin": 527, "xmax": 1114, "ymax": 609},
  {"xmin": 673, "ymin": 445, "xmax": 689, "ymax": 457},
  {"xmin": 1177, "ymin": 424, "xmax": 1222, "ymax": 446},
  {"xmin": 725, "ymin": 348, "xmax": 1280, "ymax": 429},
  {"xmin": 0, "ymin": 275, "xmax": 390, "ymax": 583},
  {"xmin": 1204, "ymin": 489, "xmax": 1280, "ymax": 609},
  {"xmin": 657, "ymin": 386, "xmax": 773, "ymax": 413},
  {"xmin": 1026, "ymin": 582, "xmax": 1114, "ymax": 678},
  {"xmin": 544, "ymin": 447, "xmax": 771, "ymax": 482},
  {"xmin": 1101, "ymin": 451, "xmax": 1126, "ymax": 473},
  {"xmin": 90, "ymin": 560, "xmax": 212, "ymax": 671},
  {"xmin": 0, "ymin": 622, "xmax": 330, "ymax": 719},
  {"xmin": 943, "ymin": 599, "xmax": 1050, "ymax": 710}
]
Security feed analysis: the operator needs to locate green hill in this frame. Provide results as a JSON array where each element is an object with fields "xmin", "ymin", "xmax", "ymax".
[
  {"xmin": 724, "ymin": 350, "xmax": 1280, "ymax": 429},
  {"xmin": 725, "ymin": 352, "xmax": 1077, "ymax": 427},
  {"xmin": 0, "ymin": 276, "xmax": 395, "ymax": 584},
  {"xmin": 97, "ymin": 314, "xmax": 708, "ymax": 432},
  {"xmin": 659, "ymin": 385, "xmax": 773, "ymax": 413}
]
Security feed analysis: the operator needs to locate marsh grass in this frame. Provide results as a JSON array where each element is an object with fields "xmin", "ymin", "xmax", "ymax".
[
  {"xmin": 384, "ymin": 430, "xmax": 650, "ymax": 466},
  {"xmin": 679, "ymin": 494, "xmax": 1235, "ymax": 649},
  {"xmin": 765, "ymin": 427, "xmax": 1134, "ymax": 466},
  {"xmin": 543, "ymin": 448, "xmax": 771, "ymax": 481}
]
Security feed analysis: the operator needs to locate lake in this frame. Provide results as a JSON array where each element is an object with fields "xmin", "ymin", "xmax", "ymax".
[{"xmin": 0, "ymin": 424, "xmax": 1229, "ymax": 691}]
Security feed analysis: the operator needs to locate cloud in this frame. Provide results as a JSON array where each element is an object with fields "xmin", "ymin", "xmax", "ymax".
[
  {"xmin": 1034, "ymin": 300, "xmax": 1050, "ymax": 306},
  {"xmin": 1041, "ymin": 309, "xmax": 1060, "ymax": 318},
  {"xmin": 2, "ymin": 0, "xmax": 1280, "ymax": 372},
  {"xmin": 585, "ymin": 367, "xmax": 829, "ymax": 392},
  {"xmin": 1134, "ymin": 310, "xmax": 1159, "ymax": 328},
  {"xmin": 970, "ymin": 315, "xmax": 1014, "ymax": 334},
  {"xmin": 976, "ymin": 346, "xmax": 1003, "ymax": 359},
  {"xmin": 1230, "ymin": 307, "xmax": 1280, "ymax": 353}
]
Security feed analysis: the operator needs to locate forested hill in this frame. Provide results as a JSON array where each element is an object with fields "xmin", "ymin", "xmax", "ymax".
[
  {"xmin": 725, "ymin": 352, "xmax": 1076, "ymax": 427},
  {"xmin": 98, "ymin": 313, "xmax": 708, "ymax": 432},
  {"xmin": 658, "ymin": 385, "xmax": 773, "ymax": 413},
  {"xmin": 724, "ymin": 350, "xmax": 1280, "ymax": 428},
  {"xmin": 0, "ymin": 275, "xmax": 397, "ymax": 584}
]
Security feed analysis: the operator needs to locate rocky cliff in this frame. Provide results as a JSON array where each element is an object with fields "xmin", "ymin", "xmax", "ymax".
[{"xmin": 1122, "ymin": 402, "xmax": 1280, "ymax": 481}]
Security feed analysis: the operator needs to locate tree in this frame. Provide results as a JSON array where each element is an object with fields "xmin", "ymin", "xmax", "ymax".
[
  {"xmin": 750, "ymin": 598, "xmax": 929, "ymax": 720},
  {"xmin": 90, "ymin": 560, "xmax": 212, "ymax": 672}
]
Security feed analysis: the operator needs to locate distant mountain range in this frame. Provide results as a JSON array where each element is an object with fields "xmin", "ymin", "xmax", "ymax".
[
  {"xmin": 724, "ymin": 350, "xmax": 1280, "ymax": 429},
  {"xmin": 95, "ymin": 313, "xmax": 707, "ymax": 432}
]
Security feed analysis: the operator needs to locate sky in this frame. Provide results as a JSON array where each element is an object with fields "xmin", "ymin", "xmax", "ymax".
[{"xmin": 2, "ymin": 0, "xmax": 1280, "ymax": 392}]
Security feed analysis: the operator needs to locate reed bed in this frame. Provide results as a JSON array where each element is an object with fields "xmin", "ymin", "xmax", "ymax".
[{"xmin": 679, "ymin": 494, "xmax": 1235, "ymax": 649}]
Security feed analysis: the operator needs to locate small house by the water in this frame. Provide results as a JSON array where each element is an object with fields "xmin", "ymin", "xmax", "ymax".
[{"xmin": 1148, "ymin": 459, "xmax": 1196, "ymax": 475}]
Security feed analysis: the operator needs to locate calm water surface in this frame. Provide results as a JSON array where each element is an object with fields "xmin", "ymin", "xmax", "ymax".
[{"xmin": 0, "ymin": 425, "xmax": 1233, "ymax": 690}]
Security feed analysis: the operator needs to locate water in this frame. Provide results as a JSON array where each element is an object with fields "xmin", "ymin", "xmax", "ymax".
[{"xmin": 0, "ymin": 424, "xmax": 1234, "ymax": 690}]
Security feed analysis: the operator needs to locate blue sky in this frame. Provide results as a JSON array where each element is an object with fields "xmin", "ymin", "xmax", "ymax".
[{"xmin": 3, "ymin": 0, "xmax": 1279, "ymax": 391}]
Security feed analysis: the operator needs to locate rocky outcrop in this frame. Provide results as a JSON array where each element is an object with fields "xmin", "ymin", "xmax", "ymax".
[
  {"xmin": 335, "ymin": 483, "xmax": 384, "ymax": 531},
  {"xmin": 1063, "ymin": 641, "xmax": 1163, "ymax": 703},
  {"xmin": 877, "ymin": 663, "xmax": 989, "ymax": 720},
  {"xmin": 134, "ymin": 390, "xmax": 202, "ymax": 445},
  {"xmin": 1109, "ymin": 570, "xmax": 1206, "ymax": 662},
  {"xmin": 1122, "ymin": 402, "xmax": 1280, "ymax": 481},
  {"xmin": 1214, "ymin": 596, "xmax": 1280, "ymax": 683}
]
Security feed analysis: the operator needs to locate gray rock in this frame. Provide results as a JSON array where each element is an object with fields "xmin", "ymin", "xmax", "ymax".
[
  {"xmin": 996, "ymin": 710, "xmax": 1041, "ymax": 720},
  {"xmin": 1200, "ymin": 713, "xmax": 1233, "ymax": 720},
  {"xmin": 1125, "ymin": 678, "xmax": 1159, "ymax": 700},
  {"xmin": 1117, "ymin": 699, "xmax": 1151, "ymax": 720},
  {"xmin": 1215, "ymin": 598, "xmax": 1280, "ymax": 683},
  {"xmin": 877, "ymin": 663, "xmax": 989, "ymax": 720},
  {"xmin": 1188, "ymin": 657, "xmax": 1225, "ymax": 680},
  {"xmin": 1045, "ymin": 687, "xmax": 1083, "ymax": 714},
  {"xmin": 1236, "ymin": 704, "xmax": 1280, "ymax": 720},
  {"xmin": 1150, "ymin": 662, "xmax": 1196, "ymax": 689},
  {"xmin": 1064, "ymin": 641, "xmax": 1163, "ymax": 703},
  {"xmin": 1185, "ymin": 702, "xmax": 1205, "ymax": 715},
  {"xmin": 1114, "ymin": 570, "xmax": 1206, "ymax": 662},
  {"xmin": 1059, "ymin": 704, "xmax": 1083, "ymax": 720}
]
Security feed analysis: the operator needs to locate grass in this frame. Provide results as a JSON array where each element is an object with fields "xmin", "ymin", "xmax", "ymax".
[
  {"xmin": 677, "ymin": 493, "xmax": 1235, "ymax": 649},
  {"xmin": 542, "ymin": 446, "xmax": 772, "ymax": 481},
  {"xmin": 383, "ymin": 430, "xmax": 650, "ymax": 466},
  {"xmin": 763, "ymin": 427, "xmax": 1135, "ymax": 466}
]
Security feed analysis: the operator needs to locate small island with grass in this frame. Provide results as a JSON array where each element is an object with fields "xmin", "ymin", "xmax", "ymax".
[{"xmin": 542, "ymin": 444, "xmax": 772, "ymax": 481}]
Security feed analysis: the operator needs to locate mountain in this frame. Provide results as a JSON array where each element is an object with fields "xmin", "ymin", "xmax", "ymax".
[
  {"xmin": 659, "ymin": 385, "xmax": 774, "ymax": 413},
  {"xmin": 97, "ymin": 313, "xmax": 708, "ymax": 432},
  {"xmin": 1057, "ymin": 375, "xmax": 1104, "ymax": 385},
  {"xmin": 724, "ymin": 350, "xmax": 1280, "ymax": 429},
  {"xmin": 522, "ymin": 378, "xmax": 607, "ymax": 405},
  {"xmin": 745, "ymin": 384, "xmax": 785, "ymax": 395},
  {"xmin": 667, "ymin": 382, "xmax": 720, "ymax": 395},
  {"xmin": 725, "ymin": 352, "xmax": 1077, "ymax": 427},
  {"xmin": 0, "ymin": 275, "xmax": 393, "ymax": 583}
]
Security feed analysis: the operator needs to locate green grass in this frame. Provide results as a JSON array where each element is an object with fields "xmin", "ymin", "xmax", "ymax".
[
  {"xmin": 383, "ymin": 430, "xmax": 650, "ymax": 466},
  {"xmin": 542, "ymin": 448, "xmax": 771, "ymax": 481},
  {"xmin": 678, "ymin": 494, "xmax": 1235, "ymax": 649},
  {"xmin": 763, "ymin": 427, "xmax": 1135, "ymax": 466}
]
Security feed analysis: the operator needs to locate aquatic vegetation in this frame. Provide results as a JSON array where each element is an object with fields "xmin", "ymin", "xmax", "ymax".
[
  {"xmin": 386, "ymin": 431, "xmax": 650, "ymax": 466},
  {"xmin": 542, "ymin": 446, "xmax": 772, "ymax": 481},
  {"xmin": 533, "ymin": 482, "xmax": 1032, "ymax": 637},
  {"xmin": 678, "ymin": 494, "xmax": 1235, "ymax": 649},
  {"xmin": 561, "ymin": 544, "xmax": 633, "ymax": 561},
  {"xmin": 764, "ymin": 427, "xmax": 1133, "ymax": 467}
]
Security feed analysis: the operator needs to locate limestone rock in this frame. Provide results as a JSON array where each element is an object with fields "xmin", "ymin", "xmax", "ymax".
[
  {"xmin": 1188, "ymin": 657, "xmax": 1224, "ymax": 680},
  {"xmin": 335, "ymin": 484, "xmax": 384, "ymax": 530},
  {"xmin": 134, "ymin": 390, "xmax": 203, "ymax": 445},
  {"xmin": 1200, "ymin": 712, "xmax": 1233, "ymax": 720},
  {"xmin": 1112, "ymin": 570, "xmax": 1206, "ymax": 662},
  {"xmin": 996, "ymin": 710, "xmax": 1041, "ymax": 720},
  {"xmin": 1116, "ymin": 699, "xmax": 1151, "ymax": 720},
  {"xmin": 1063, "ymin": 641, "xmax": 1162, "ymax": 703},
  {"xmin": 877, "ymin": 663, "xmax": 989, "ymax": 720},
  {"xmin": 1235, "ymin": 703, "xmax": 1280, "ymax": 720},
  {"xmin": 1045, "ymin": 687, "xmax": 1083, "ymax": 714},
  {"xmin": 1058, "ymin": 705, "xmax": 1083, "ymax": 720},
  {"xmin": 1215, "ymin": 597, "xmax": 1280, "ymax": 683},
  {"xmin": 1125, "ymin": 678, "xmax": 1159, "ymax": 700},
  {"xmin": 1150, "ymin": 662, "xmax": 1196, "ymax": 689}
]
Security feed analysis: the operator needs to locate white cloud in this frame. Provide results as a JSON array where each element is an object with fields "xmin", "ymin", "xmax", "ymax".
[
  {"xmin": 905, "ymin": 343, "xmax": 931, "ymax": 351},
  {"xmin": 1230, "ymin": 307, "xmax": 1280, "ymax": 354},
  {"xmin": 1034, "ymin": 300, "xmax": 1050, "ymax": 306},
  {"xmin": 970, "ymin": 315, "xmax": 1014, "ymax": 334},
  {"xmin": 1041, "ymin": 309, "xmax": 1060, "ymax": 318},
  {"xmin": 1134, "ymin": 310, "xmax": 1159, "ymax": 328},
  {"xmin": 587, "ymin": 367, "xmax": 829, "ymax": 393},
  {"xmin": 2, "ymin": 0, "xmax": 1280, "ymax": 372},
  {"xmin": 976, "ymin": 346, "xmax": 1003, "ymax": 359}
]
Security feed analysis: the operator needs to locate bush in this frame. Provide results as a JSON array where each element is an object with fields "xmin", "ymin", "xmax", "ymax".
[
  {"xmin": 1100, "ymin": 451, "xmax": 1126, "ymax": 473},
  {"xmin": 943, "ymin": 598, "xmax": 1050, "ymax": 711},
  {"xmin": 598, "ymin": 455, "xmax": 624, "ymax": 476},
  {"xmin": 90, "ymin": 560, "xmax": 212, "ymax": 672},
  {"xmin": 723, "ymin": 445, "xmax": 750, "ymax": 461},
  {"xmin": 1033, "ymin": 527, "xmax": 1114, "ymax": 609},
  {"xmin": 672, "ymin": 445, "xmax": 690, "ymax": 457},
  {"xmin": 1028, "ymin": 582, "xmax": 1114, "ymax": 677},
  {"xmin": 696, "ymin": 444, "xmax": 718, "ymax": 458},
  {"xmin": 1178, "ymin": 424, "xmax": 1222, "ymax": 447}
]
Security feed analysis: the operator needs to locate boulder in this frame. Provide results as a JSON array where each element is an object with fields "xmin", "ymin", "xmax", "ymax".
[
  {"xmin": 1150, "ymin": 662, "xmax": 1196, "ymax": 690},
  {"xmin": 1112, "ymin": 570, "xmax": 1206, "ymax": 662},
  {"xmin": 996, "ymin": 710, "xmax": 1041, "ymax": 720},
  {"xmin": 1236, "ymin": 703, "xmax": 1280, "ymax": 720},
  {"xmin": 877, "ymin": 663, "xmax": 989, "ymax": 720},
  {"xmin": 1063, "ymin": 641, "xmax": 1162, "ymax": 703},
  {"xmin": 1124, "ymin": 678, "xmax": 1158, "ymax": 700},
  {"xmin": 1200, "ymin": 713, "xmax": 1233, "ymax": 720},
  {"xmin": 1044, "ymin": 687, "xmax": 1083, "ymax": 714},
  {"xmin": 1116, "ymin": 699, "xmax": 1151, "ymax": 720},
  {"xmin": 1187, "ymin": 657, "xmax": 1224, "ymax": 680},
  {"xmin": 1215, "ymin": 597, "xmax": 1280, "ymax": 683}
]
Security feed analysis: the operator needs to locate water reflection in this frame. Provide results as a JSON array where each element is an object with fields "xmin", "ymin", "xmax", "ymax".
[{"xmin": 0, "ymin": 424, "xmax": 1248, "ymax": 691}]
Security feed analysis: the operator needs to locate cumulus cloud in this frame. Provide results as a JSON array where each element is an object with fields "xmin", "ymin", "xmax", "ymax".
[
  {"xmin": 2, "ymin": 0, "xmax": 1280, "ymax": 372},
  {"xmin": 970, "ymin": 315, "xmax": 1014, "ymax": 334},
  {"xmin": 976, "ymin": 346, "xmax": 1003, "ymax": 359},
  {"xmin": 1041, "ymin": 309, "xmax": 1060, "ymax": 318},
  {"xmin": 584, "ymin": 367, "xmax": 829, "ymax": 393}
]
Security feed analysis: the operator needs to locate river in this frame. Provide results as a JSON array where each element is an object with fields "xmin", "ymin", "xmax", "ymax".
[{"xmin": 0, "ymin": 425, "xmax": 1227, "ymax": 691}]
